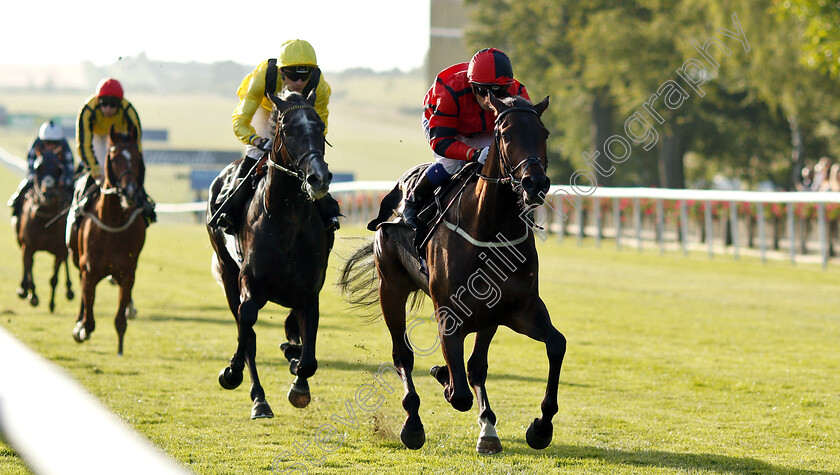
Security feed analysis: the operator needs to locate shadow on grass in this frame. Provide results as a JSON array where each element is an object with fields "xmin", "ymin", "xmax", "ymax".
[{"xmin": 504, "ymin": 443, "xmax": 837, "ymax": 475}]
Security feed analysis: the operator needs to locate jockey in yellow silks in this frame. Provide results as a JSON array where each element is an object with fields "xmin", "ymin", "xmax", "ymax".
[{"xmin": 211, "ymin": 39, "xmax": 338, "ymax": 235}]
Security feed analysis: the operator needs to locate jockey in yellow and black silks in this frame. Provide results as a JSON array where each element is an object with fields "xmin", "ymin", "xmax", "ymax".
[
  {"xmin": 212, "ymin": 39, "xmax": 339, "ymax": 235},
  {"xmin": 71, "ymin": 78, "xmax": 156, "ymax": 226}
]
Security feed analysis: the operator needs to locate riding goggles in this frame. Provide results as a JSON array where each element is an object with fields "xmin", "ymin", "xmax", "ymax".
[
  {"xmin": 282, "ymin": 67, "xmax": 312, "ymax": 82},
  {"xmin": 99, "ymin": 97, "xmax": 121, "ymax": 108},
  {"xmin": 472, "ymin": 83, "xmax": 511, "ymax": 98}
]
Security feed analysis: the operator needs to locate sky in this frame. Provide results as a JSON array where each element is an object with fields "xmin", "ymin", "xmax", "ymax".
[{"xmin": 2, "ymin": 0, "xmax": 431, "ymax": 73}]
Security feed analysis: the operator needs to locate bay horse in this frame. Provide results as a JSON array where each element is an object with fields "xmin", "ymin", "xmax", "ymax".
[
  {"xmin": 14, "ymin": 144, "xmax": 74, "ymax": 312},
  {"xmin": 339, "ymin": 94, "xmax": 565, "ymax": 453},
  {"xmin": 68, "ymin": 125, "xmax": 147, "ymax": 355},
  {"xmin": 207, "ymin": 89, "xmax": 333, "ymax": 419}
]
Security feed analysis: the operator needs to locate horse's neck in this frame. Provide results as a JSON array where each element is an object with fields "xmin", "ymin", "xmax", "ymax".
[
  {"xmin": 96, "ymin": 190, "xmax": 128, "ymax": 223},
  {"xmin": 470, "ymin": 155, "xmax": 523, "ymax": 230},
  {"xmin": 262, "ymin": 170, "xmax": 310, "ymax": 222}
]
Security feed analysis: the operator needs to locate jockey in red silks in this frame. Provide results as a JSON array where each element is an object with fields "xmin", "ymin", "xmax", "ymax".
[{"xmin": 403, "ymin": 48, "xmax": 530, "ymax": 229}]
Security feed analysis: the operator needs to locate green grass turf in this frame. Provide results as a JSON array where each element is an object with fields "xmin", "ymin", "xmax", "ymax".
[{"xmin": 0, "ymin": 167, "xmax": 838, "ymax": 474}]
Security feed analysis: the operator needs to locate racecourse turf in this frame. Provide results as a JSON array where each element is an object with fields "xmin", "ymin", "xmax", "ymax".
[{"xmin": 0, "ymin": 190, "xmax": 838, "ymax": 474}]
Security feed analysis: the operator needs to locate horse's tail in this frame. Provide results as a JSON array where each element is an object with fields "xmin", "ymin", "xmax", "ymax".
[{"xmin": 337, "ymin": 239, "xmax": 380, "ymax": 318}]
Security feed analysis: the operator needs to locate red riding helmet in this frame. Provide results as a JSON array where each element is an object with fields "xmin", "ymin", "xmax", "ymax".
[
  {"xmin": 96, "ymin": 78, "xmax": 124, "ymax": 99},
  {"xmin": 467, "ymin": 48, "xmax": 514, "ymax": 85}
]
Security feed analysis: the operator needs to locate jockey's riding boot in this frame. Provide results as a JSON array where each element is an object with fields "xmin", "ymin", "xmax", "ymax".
[
  {"xmin": 7, "ymin": 179, "xmax": 32, "ymax": 217},
  {"xmin": 215, "ymin": 157, "xmax": 258, "ymax": 234},
  {"xmin": 315, "ymin": 193, "xmax": 342, "ymax": 232},
  {"xmin": 402, "ymin": 175, "xmax": 438, "ymax": 229}
]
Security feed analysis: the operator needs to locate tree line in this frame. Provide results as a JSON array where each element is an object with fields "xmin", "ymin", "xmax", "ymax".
[{"xmin": 465, "ymin": 0, "xmax": 840, "ymax": 190}]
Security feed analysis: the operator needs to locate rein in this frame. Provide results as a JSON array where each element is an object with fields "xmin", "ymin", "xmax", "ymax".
[
  {"xmin": 478, "ymin": 107, "xmax": 546, "ymax": 187},
  {"xmin": 266, "ymin": 103, "xmax": 323, "ymax": 191}
]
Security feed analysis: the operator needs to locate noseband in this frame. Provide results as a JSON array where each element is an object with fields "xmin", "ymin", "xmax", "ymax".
[
  {"xmin": 267, "ymin": 104, "xmax": 325, "ymax": 191},
  {"xmin": 480, "ymin": 107, "xmax": 548, "ymax": 188},
  {"xmin": 102, "ymin": 146, "xmax": 140, "ymax": 197}
]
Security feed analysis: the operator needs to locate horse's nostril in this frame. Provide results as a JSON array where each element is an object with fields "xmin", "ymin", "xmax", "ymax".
[{"xmin": 521, "ymin": 176, "xmax": 534, "ymax": 192}]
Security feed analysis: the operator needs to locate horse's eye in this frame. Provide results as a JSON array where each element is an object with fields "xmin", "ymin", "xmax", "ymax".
[{"xmin": 501, "ymin": 133, "xmax": 511, "ymax": 143}]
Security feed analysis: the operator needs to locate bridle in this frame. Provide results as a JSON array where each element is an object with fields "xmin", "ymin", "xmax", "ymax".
[
  {"xmin": 479, "ymin": 106, "xmax": 548, "ymax": 189},
  {"xmin": 266, "ymin": 103, "xmax": 325, "ymax": 192},
  {"xmin": 102, "ymin": 144, "xmax": 141, "ymax": 199}
]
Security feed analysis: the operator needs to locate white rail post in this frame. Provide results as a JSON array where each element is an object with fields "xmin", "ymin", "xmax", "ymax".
[
  {"xmin": 705, "ymin": 200, "xmax": 713, "ymax": 259},
  {"xmin": 614, "ymin": 198, "xmax": 622, "ymax": 250},
  {"xmin": 634, "ymin": 198, "xmax": 642, "ymax": 252},
  {"xmin": 818, "ymin": 203, "xmax": 828, "ymax": 269},
  {"xmin": 730, "ymin": 201, "xmax": 739, "ymax": 260},
  {"xmin": 656, "ymin": 199, "xmax": 664, "ymax": 254},
  {"xmin": 594, "ymin": 197, "xmax": 602, "ymax": 248},
  {"xmin": 679, "ymin": 200, "xmax": 689, "ymax": 256},
  {"xmin": 576, "ymin": 202, "xmax": 584, "ymax": 246},
  {"xmin": 788, "ymin": 203, "xmax": 796, "ymax": 265},
  {"xmin": 757, "ymin": 202, "xmax": 767, "ymax": 263}
]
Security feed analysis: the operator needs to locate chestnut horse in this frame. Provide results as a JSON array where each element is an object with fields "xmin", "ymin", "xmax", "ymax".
[
  {"xmin": 340, "ymin": 94, "xmax": 565, "ymax": 453},
  {"xmin": 14, "ymin": 144, "xmax": 74, "ymax": 312},
  {"xmin": 68, "ymin": 125, "xmax": 147, "ymax": 355},
  {"xmin": 207, "ymin": 89, "xmax": 333, "ymax": 419}
]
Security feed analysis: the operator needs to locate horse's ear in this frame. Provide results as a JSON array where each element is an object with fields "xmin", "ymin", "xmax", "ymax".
[
  {"xmin": 534, "ymin": 96, "xmax": 550, "ymax": 116},
  {"xmin": 129, "ymin": 123, "xmax": 138, "ymax": 143},
  {"xmin": 269, "ymin": 92, "xmax": 285, "ymax": 111},
  {"xmin": 487, "ymin": 91, "xmax": 507, "ymax": 115},
  {"xmin": 306, "ymin": 88, "xmax": 317, "ymax": 106}
]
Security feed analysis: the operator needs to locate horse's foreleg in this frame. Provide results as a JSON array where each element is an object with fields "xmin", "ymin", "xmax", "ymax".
[
  {"xmin": 18, "ymin": 246, "xmax": 37, "ymax": 305},
  {"xmin": 73, "ymin": 269, "xmax": 96, "ymax": 343},
  {"xmin": 467, "ymin": 327, "xmax": 501, "ymax": 454},
  {"xmin": 114, "ymin": 278, "xmax": 134, "ymax": 355},
  {"xmin": 63, "ymin": 257, "xmax": 74, "ymax": 301},
  {"xmin": 286, "ymin": 299, "xmax": 319, "ymax": 409},
  {"xmin": 509, "ymin": 298, "xmax": 566, "ymax": 450},
  {"xmin": 48, "ymin": 255, "xmax": 62, "ymax": 313},
  {"xmin": 239, "ymin": 295, "xmax": 273, "ymax": 419},
  {"xmin": 218, "ymin": 267, "xmax": 245, "ymax": 391}
]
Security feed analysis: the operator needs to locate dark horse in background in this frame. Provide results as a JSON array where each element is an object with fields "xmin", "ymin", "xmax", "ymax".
[
  {"xmin": 68, "ymin": 125, "xmax": 147, "ymax": 355},
  {"xmin": 14, "ymin": 144, "xmax": 74, "ymax": 312},
  {"xmin": 207, "ymin": 89, "xmax": 334, "ymax": 419},
  {"xmin": 340, "ymin": 94, "xmax": 565, "ymax": 453}
]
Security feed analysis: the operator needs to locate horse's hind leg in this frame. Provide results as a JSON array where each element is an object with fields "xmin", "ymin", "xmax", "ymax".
[
  {"xmin": 218, "ymin": 268, "xmax": 246, "ymax": 391},
  {"xmin": 468, "ymin": 327, "xmax": 502, "ymax": 454},
  {"xmin": 280, "ymin": 310, "xmax": 302, "ymax": 362},
  {"xmin": 378, "ymin": 266, "xmax": 425, "ymax": 449},
  {"xmin": 509, "ymin": 297, "xmax": 566, "ymax": 450},
  {"xmin": 113, "ymin": 278, "xmax": 135, "ymax": 355},
  {"xmin": 239, "ymin": 294, "xmax": 273, "ymax": 419}
]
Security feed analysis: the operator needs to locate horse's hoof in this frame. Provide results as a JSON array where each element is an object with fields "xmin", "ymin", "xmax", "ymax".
[
  {"xmin": 476, "ymin": 436, "xmax": 503, "ymax": 454},
  {"xmin": 72, "ymin": 323, "xmax": 88, "ymax": 343},
  {"xmin": 66, "ymin": 290, "xmax": 75, "ymax": 300},
  {"xmin": 287, "ymin": 384, "xmax": 311, "ymax": 408},
  {"xmin": 429, "ymin": 365, "xmax": 448, "ymax": 386},
  {"xmin": 218, "ymin": 367, "xmax": 243, "ymax": 390},
  {"xmin": 29, "ymin": 295, "xmax": 39, "ymax": 307},
  {"xmin": 400, "ymin": 426, "xmax": 425, "ymax": 450},
  {"xmin": 280, "ymin": 342, "xmax": 302, "ymax": 362},
  {"xmin": 16, "ymin": 288, "xmax": 26, "ymax": 299},
  {"xmin": 525, "ymin": 418, "xmax": 553, "ymax": 450},
  {"xmin": 251, "ymin": 400, "xmax": 274, "ymax": 419},
  {"xmin": 49, "ymin": 302, "xmax": 55, "ymax": 313}
]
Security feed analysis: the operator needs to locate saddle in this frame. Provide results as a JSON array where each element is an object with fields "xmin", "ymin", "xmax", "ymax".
[{"xmin": 367, "ymin": 162, "xmax": 481, "ymax": 246}]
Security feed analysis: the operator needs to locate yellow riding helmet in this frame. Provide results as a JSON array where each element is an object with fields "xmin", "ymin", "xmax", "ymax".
[{"xmin": 279, "ymin": 39, "xmax": 318, "ymax": 69}]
